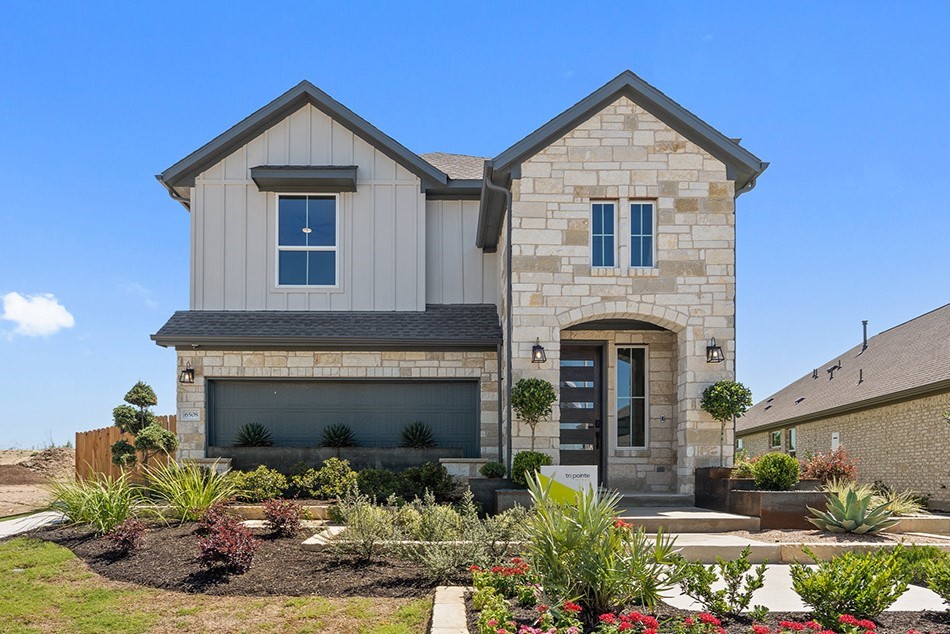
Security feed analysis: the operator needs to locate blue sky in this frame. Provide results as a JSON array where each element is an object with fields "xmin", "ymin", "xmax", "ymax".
[{"xmin": 1, "ymin": 2, "xmax": 949, "ymax": 447}]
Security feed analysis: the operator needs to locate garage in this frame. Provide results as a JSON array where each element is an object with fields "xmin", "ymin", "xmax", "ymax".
[{"xmin": 207, "ymin": 379, "xmax": 480, "ymax": 457}]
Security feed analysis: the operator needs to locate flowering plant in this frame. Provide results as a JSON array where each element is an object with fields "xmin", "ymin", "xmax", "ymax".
[{"xmin": 471, "ymin": 557, "xmax": 533, "ymax": 599}]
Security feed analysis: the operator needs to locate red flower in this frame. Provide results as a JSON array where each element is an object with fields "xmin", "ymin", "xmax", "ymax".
[
  {"xmin": 804, "ymin": 622, "xmax": 822, "ymax": 631},
  {"xmin": 469, "ymin": 565, "xmax": 481, "ymax": 572},
  {"xmin": 858, "ymin": 620, "xmax": 876, "ymax": 631},
  {"xmin": 562, "ymin": 601, "xmax": 582, "ymax": 613},
  {"xmin": 618, "ymin": 623, "xmax": 632, "ymax": 632},
  {"xmin": 699, "ymin": 613, "xmax": 721, "ymax": 626},
  {"xmin": 511, "ymin": 557, "xmax": 523, "ymax": 564},
  {"xmin": 779, "ymin": 622, "xmax": 805, "ymax": 632},
  {"xmin": 684, "ymin": 617, "xmax": 695, "ymax": 626},
  {"xmin": 644, "ymin": 629, "xmax": 658, "ymax": 634},
  {"xmin": 642, "ymin": 616, "xmax": 659, "ymax": 629},
  {"xmin": 753, "ymin": 626, "xmax": 770, "ymax": 634},
  {"xmin": 536, "ymin": 604, "xmax": 548, "ymax": 613},
  {"xmin": 599, "ymin": 614, "xmax": 617, "ymax": 624},
  {"xmin": 487, "ymin": 619, "xmax": 498, "ymax": 627}
]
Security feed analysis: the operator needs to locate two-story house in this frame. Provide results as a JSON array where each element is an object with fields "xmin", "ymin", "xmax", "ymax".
[{"xmin": 153, "ymin": 71, "xmax": 767, "ymax": 495}]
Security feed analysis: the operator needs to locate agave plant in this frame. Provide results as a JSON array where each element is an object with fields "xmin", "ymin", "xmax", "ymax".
[
  {"xmin": 320, "ymin": 423, "xmax": 358, "ymax": 448},
  {"xmin": 808, "ymin": 487, "xmax": 900, "ymax": 534},
  {"xmin": 234, "ymin": 422, "xmax": 273, "ymax": 447},
  {"xmin": 399, "ymin": 421, "xmax": 436, "ymax": 448}
]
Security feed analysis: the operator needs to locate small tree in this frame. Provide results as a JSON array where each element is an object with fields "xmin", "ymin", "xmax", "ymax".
[
  {"xmin": 700, "ymin": 380, "xmax": 753, "ymax": 467},
  {"xmin": 109, "ymin": 381, "xmax": 177, "ymax": 469},
  {"xmin": 510, "ymin": 377, "xmax": 557, "ymax": 451},
  {"xmin": 112, "ymin": 381, "xmax": 158, "ymax": 434}
]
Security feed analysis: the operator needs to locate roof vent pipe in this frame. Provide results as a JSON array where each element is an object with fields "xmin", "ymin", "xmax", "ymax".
[{"xmin": 862, "ymin": 320, "xmax": 868, "ymax": 352}]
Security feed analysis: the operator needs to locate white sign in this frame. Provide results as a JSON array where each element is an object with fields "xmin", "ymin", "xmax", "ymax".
[
  {"xmin": 540, "ymin": 465, "xmax": 598, "ymax": 493},
  {"xmin": 181, "ymin": 409, "xmax": 200, "ymax": 422},
  {"xmin": 831, "ymin": 432, "xmax": 840, "ymax": 451}
]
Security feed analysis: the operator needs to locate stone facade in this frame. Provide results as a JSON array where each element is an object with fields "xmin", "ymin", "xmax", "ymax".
[
  {"xmin": 738, "ymin": 390, "xmax": 950, "ymax": 505},
  {"xmin": 175, "ymin": 349, "xmax": 499, "ymax": 461},
  {"xmin": 504, "ymin": 95, "xmax": 738, "ymax": 493}
]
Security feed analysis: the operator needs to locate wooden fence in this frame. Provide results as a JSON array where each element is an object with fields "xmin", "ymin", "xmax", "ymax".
[{"xmin": 75, "ymin": 415, "xmax": 177, "ymax": 480}]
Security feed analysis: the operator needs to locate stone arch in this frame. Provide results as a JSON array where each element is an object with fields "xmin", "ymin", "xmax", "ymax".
[{"xmin": 556, "ymin": 302, "xmax": 689, "ymax": 333}]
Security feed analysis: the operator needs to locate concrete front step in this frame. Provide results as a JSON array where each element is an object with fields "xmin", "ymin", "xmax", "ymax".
[
  {"xmin": 619, "ymin": 493, "xmax": 694, "ymax": 507},
  {"xmin": 618, "ymin": 506, "xmax": 760, "ymax": 533}
]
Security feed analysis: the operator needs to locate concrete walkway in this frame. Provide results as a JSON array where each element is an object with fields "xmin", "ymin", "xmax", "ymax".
[
  {"xmin": 662, "ymin": 564, "xmax": 948, "ymax": 612},
  {"xmin": 0, "ymin": 511, "xmax": 64, "ymax": 539}
]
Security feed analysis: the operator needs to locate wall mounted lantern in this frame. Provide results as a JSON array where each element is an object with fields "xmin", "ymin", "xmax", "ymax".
[
  {"xmin": 179, "ymin": 362, "xmax": 196, "ymax": 384},
  {"xmin": 706, "ymin": 338, "xmax": 725, "ymax": 364},
  {"xmin": 531, "ymin": 339, "xmax": 547, "ymax": 364}
]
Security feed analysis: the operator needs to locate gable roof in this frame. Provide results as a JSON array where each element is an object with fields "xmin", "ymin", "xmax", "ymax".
[
  {"xmin": 477, "ymin": 70, "xmax": 769, "ymax": 250},
  {"xmin": 158, "ymin": 81, "xmax": 447, "ymax": 195},
  {"xmin": 421, "ymin": 152, "xmax": 488, "ymax": 180},
  {"xmin": 737, "ymin": 303, "xmax": 950, "ymax": 434}
]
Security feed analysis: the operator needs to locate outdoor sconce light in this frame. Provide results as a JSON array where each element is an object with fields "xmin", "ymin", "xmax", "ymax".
[
  {"xmin": 179, "ymin": 362, "xmax": 196, "ymax": 384},
  {"xmin": 706, "ymin": 337, "xmax": 725, "ymax": 364},
  {"xmin": 531, "ymin": 339, "xmax": 547, "ymax": 364}
]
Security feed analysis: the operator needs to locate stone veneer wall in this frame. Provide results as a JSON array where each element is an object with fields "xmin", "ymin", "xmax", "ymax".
[
  {"xmin": 175, "ymin": 349, "xmax": 499, "ymax": 461},
  {"xmin": 561, "ymin": 329, "xmax": 677, "ymax": 491},
  {"xmin": 504, "ymin": 95, "xmax": 739, "ymax": 493},
  {"xmin": 738, "ymin": 390, "xmax": 950, "ymax": 503}
]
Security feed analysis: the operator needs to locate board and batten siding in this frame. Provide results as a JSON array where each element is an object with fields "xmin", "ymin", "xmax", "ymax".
[
  {"xmin": 425, "ymin": 200, "xmax": 499, "ymax": 305},
  {"xmin": 190, "ymin": 104, "xmax": 426, "ymax": 311}
]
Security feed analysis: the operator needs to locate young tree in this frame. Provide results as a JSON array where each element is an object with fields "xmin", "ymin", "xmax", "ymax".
[
  {"xmin": 510, "ymin": 377, "xmax": 557, "ymax": 451},
  {"xmin": 700, "ymin": 380, "xmax": 753, "ymax": 467},
  {"xmin": 112, "ymin": 381, "xmax": 158, "ymax": 434},
  {"xmin": 109, "ymin": 381, "xmax": 177, "ymax": 468}
]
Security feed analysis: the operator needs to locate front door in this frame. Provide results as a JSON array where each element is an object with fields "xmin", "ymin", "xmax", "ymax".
[{"xmin": 559, "ymin": 345, "xmax": 603, "ymax": 477}]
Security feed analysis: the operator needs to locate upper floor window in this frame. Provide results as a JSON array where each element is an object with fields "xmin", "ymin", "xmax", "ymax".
[
  {"xmin": 630, "ymin": 202, "xmax": 654, "ymax": 267},
  {"xmin": 277, "ymin": 195, "xmax": 337, "ymax": 286},
  {"xmin": 590, "ymin": 202, "xmax": 615, "ymax": 268},
  {"xmin": 617, "ymin": 346, "xmax": 647, "ymax": 448}
]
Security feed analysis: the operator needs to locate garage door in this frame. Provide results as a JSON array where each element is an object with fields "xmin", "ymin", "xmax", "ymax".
[{"xmin": 207, "ymin": 379, "xmax": 480, "ymax": 457}]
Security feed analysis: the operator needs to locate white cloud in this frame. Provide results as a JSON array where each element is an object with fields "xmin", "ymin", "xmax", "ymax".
[
  {"xmin": 120, "ymin": 281, "xmax": 158, "ymax": 308},
  {"xmin": 2, "ymin": 292, "xmax": 75, "ymax": 337}
]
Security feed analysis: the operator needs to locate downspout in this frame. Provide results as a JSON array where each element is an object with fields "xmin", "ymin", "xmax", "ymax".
[
  {"xmin": 483, "ymin": 169, "xmax": 514, "ymax": 474},
  {"xmin": 495, "ymin": 343, "xmax": 504, "ymax": 464}
]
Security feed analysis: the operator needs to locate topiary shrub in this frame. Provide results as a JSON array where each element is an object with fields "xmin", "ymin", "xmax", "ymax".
[
  {"xmin": 319, "ymin": 423, "xmax": 357, "ymax": 448},
  {"xmin": 700, "ymin": 380, "xmax": 753, "ymax": 467},
  {"xmin": 110, "ymin": 439, "xmax": 137, "ymax": 468},
  {"xmin": 398, "ymin": 462, "xmax": 455, "ymax": 502},
  {"xmin": 800, "ymin": 447, "xmax": 858, "ymax": 484},
  {"xmin": 133, "ymin": 423, "xmax": 179, "ymax": 467},
  {"xmin": 234, "ymin": 423, "xmax": 273, "ymax": 447},
  {"xmin": 112, "ymin": 381, "xmax": 158, "ymax": 435},
  {"xmin": 399, "ymin": 421, "xmax": 436, "ymax": 448},
  {"xmin": 752, "ymin": 452, "xmax": 800, "ymax": 491},
  {"xmin": 510, "ymin": 378, "xmax": 557, "ymax": 451},
  {"xmin": 262, "ymin": 498, "xmax": 304, "ymax": 536},
  {"xmin": 228, "ymin": 465, "xmax": 288, "ymax": 502},
  {"xmin": 511, "ymin": 450, "xmax": 553, "ymax": 488},
  {"xmin": 479, "ymin": 461, "xmax": 506, "ymax": 479}
]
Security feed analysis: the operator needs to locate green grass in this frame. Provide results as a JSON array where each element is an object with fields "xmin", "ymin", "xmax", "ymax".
[{"xmin": 0, "ymin": 537, "xmax": 432, "ymax": 633}]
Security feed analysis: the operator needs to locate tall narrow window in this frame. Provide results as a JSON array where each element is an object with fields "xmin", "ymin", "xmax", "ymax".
[
  {"xmin": 277, "ymin": 195, "xmax": 337, "ymax": 286},
  {"xmin": 590, "ymin": 202, "xmax": 615, "ymax": 267},
  {"xmin": 787, "ymin": 427, "xmax": 797, "ymax": 457},
  {"xmin": 630, "ymin": 202, "xmax": 654, "ymax": 267},
  {"xmin": 617, "ymin": 347, "xmax": 647, "ymax": 447}
]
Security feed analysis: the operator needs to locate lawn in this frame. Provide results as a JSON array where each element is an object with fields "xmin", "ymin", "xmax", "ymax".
[{"xmin": 0, "ymin": 537, "xmax": 432, "ymax": 634}]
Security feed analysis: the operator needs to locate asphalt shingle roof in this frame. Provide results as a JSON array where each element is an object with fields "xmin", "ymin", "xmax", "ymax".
[
  {"xmin": 421, "ymin": 152, "xmax": 487, "ymax": 180},
  {"xmin": 152, "ymin": 304, "xmax": 501, "ymax": 349},
  {"xmin": 738, "ymin": 303, "xmax": 950, "ymax": 433}
]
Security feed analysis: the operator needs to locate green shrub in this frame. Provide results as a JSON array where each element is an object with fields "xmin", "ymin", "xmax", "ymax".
[
  {"xmin": 891, "ymin": 545, "xmax": 947, "ymax": 585},
  {"xmin": 731, "ymin": 449, "xmax": 757, "ymax": 478},
  {"xmin": 356, "ymin": 468, "xmax": 402, "ymax": 502},
  {"xmin": 49, "ymin": 472, "xmax": 143, "ymax": 534},
  {"xmin": 925, "ymin": 555, "xmax": 950, "ymax": 609},
  {"xmin": 479, "ymin": 461, "xmax": 506, "ymax": 479},
  {"xmin": 399, "ymin": 421, "xmax": 436, "ymax": 448},
  {"xmin": 510, "ymin": 378, "xmax": 557, "ymax": 451},
  {"xmin": 287, "ymin": 468, "xmax": 319, "ymax": 498},
  {"xmin": 398, "ymin": 462, "xmax": 455, "ymax": 502},
  {"xmin": 790, "ymin": 547, "xmax": 909, "ymax": 628},
  {"xmin": 807, "ymin": 487, "xmax": 899, "ymax": 534},
  {"xmin": 752, "ymin": 452, "xmax": 800, "ymax": 490},
  {"xmin": 133, "ymin": 423, "xmax": 179, "ymax": 466},
  {"xmin": 319, "ymin": 423, "xmax": 357, "ymax": 448},
  {"xmin": 227, "ymin": 465, "xmax": 287, "ymax": 503},
  {"xmin": 876, "ymin": 487, "xmax": 929, "ymax": 516},
  {"xmin": 110, "ymin": 439, "xmax": 137, "ymax": 467},
  {"xmin": 676, "ymin": 546, "xmax": 767, "ymax": 618},
  {"xmin": 314, "ymin": 457, "xmax": 358, "ymax": 499},
  {"xmin": 112, "ymin": 381, "xmax": 158, "ymax": 435},
  {"xmin": 233, "ymin": 423, "xmax": 273, "ymax": 447},
  {"xmin": 511, "ymin": 451, "xmax": 552, "ymax": 488},
  {"xmin": 329, "ymin": 493, "xmax": 397, "ymax": 561},
  {"xmin": 145, "ymin": 460, "xmax": 237, "ymax": 521}
]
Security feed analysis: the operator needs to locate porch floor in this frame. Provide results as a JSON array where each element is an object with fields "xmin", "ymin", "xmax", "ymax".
[{"xmin": 617, "ymin": 506, "xmax": 760, "ymax": 533}]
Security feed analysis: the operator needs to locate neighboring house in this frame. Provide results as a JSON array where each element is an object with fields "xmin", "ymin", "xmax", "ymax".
[
  {"xmin": 737, "ymin": 304, "xmax": 950, "ymax": 508},
  {"xmin": 152, "ymin": 70, "xmax": 768, "ymax": 494}
]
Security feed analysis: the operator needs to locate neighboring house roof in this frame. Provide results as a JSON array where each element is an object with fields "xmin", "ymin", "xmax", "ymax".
[
  {"xmin": 421, "ymin": 152, "xmax": 488, "ymax": 180},
  {"xmin": 151, "ymin": 304, "xmax": 502, "ymax": 350},
  {"xmin": 738, "ymin": 303, "xmax": 950, "ymax": 434},
  {"xmin": 158, "ymin": 80, "xmax": 448, "ymax": 197},
  {"xmin": 476, "ymin": 70, "xmax": 770, "ymax": 250}
]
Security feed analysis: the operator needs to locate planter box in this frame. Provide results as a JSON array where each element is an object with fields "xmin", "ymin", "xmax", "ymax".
[
  {"xmin": 467, "ymin": 478, "xmax": 512, "ymax": 514},
  {"xmin": 208, "ymin": 446, "xmax": 462, "ymax": 472},
  {"xmin": 495, "ymin": 489, "xmax": 533, "ymax": 513},
  {"xmin": 695, "ymin": 467, "xmax": 825, "ymax": 529}
]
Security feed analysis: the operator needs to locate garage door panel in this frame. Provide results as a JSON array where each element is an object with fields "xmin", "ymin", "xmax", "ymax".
[{"xmin": 208, "ymin": 380, "xmax": 479, "ymax": 457}]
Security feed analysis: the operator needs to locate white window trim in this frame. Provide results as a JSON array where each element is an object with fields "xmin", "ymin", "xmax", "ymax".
[
  {"xmin": 274, "ymin": 192, "xmax": 341, "ymax": 289},
  {"xmin": 786, "ymin": 427, "xmax": 797, "ymax": 456},
  {"xmin": 589, "ymin": 201, "xmax": 618, "ymax": 269},
  {"xmin": 615, "ymin": 345, "xmax": 649, "ymax": 450},
  {"xmin": 629, "ymin": 200, "xmax": 656, "ymax": 269},
  {"xmin": 770, "ymin": 430, "xmax": 782, "ymax": 449}
]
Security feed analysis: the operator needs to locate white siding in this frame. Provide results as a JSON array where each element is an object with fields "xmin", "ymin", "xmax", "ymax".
[
  {"xmin": 191, "ymin": 104, "xmax": 426, "ymax": 311},
  {"xmin": 425, "ymin": 200, "xmax": 499, "ymax": 305}
]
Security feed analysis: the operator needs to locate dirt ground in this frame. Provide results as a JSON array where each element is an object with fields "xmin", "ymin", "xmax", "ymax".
[{"xmin": 0, "ymin": 447, "xmax": 74, "ymax": 517}]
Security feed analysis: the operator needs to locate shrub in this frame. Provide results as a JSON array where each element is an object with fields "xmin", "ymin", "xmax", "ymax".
[
  {"xmin": 262, "ymin": 498, "xmax": 304, "ymax": 536},
  {"xmin": 110, "ymin": 439, "xmax": 137, "ymax": 468},
  {"xmin": 510, "ymin": 378, "xmax": 557, "ymax": 451},
  {"xmin": 790, "ymin": 547, "xmax": 909, "ymax": 628},
  {"xmin": 925, "ymin": 555, "xmax": 950, "ymax": 608},
  {"xmin": 700, "ymin": 380, "xmax": 753, "ymax": 467},
  {"xmin": 676, "ymin": 546, "xmax": 767, "ymax": 618},
  {"xmin": 807, "ymin": 487, "xmax": 899, "ymax": 534},
  {"xmin": 313, "ymin": 457, "xmax": 357, "ymax": 499},
  {"xmin": 511, "ymin": 451, "xmax": 552, "ymax": 488},
  {"xmin": 319, "ymin": 423, "xmax": 357, "ymax": 448},
  {"xmin": 227, "ymin": 465, "xmax": 287, "ymax": 503},
  {"xmin": 233, "ymin": 423, "xmax": 273, "ymax": 447},
  {"xmin": 876, "ymin": 487, "xmax": 928, "ymax": 516},
  {"xmin": 732, "ymin": 451, "xmax": 758, "ymax": 479},
  {"xmin": 398, "ymin": 462, "xmax": 455, "ymax": 502},
  {"xmin": 104, "ymin": 517, "xmax": 147, "ymax": 554},
  {"xmin": 196, "ymin": 513, "xmax": 259, "ymax": 573},
  {"xmin": 144, "ymin": 460, "xmax": 237, "ymax": 521},
  {"xmin": 196, "ymin": 502, "xmax": 235, "ymax": 536},
  {"xmin": 287, "ymin": 468, "xmax": 319, "ymax": 498},
  {"xmin": 891, "ymin": 545, "xmax": 947, "ymax": 585},
  {"xmin": 133, "ymin": 423, "xmax": 179, "ymax": 467},
  {"xmin": 356, "ymin": 468, "xmax": 401, "ymax": 502},
  {"xmin": 479, "ymin": 461, "xmax": 506, "ymax": 479},
  {"xmin": 49, "ymin": 472, "xmax": 143, "ymax": 534},
  {"xmin": 330, "ymin": 493, "xmax": 397, "ymax": 561},
  {"xmin": 112, "ymin": 381, "xmax": 158, "ymax": 435},
  {"xmin": 399, "ymin": 421, "xmax": 436, "ymax": 448},
  {"xmin": 752, "ymin": 452, "xmax": 800, "ymax": 490},
  {"xmin": 801, "ymin": 447, "xmax": 858, "ymax": 484}
]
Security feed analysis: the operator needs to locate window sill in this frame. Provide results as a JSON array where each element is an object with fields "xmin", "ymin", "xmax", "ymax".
[{"xmin": 585, "ymin": 267, "xmax": 660, "ymax": 277}]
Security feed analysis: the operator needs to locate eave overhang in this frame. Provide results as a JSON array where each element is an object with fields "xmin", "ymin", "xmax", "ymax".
[{"xmin": 250, "ymin": 165, "xmax": 358, "ymax": 193}]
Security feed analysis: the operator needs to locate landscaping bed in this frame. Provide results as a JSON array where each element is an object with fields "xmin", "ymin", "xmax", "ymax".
[{"xmin": 724, "ymin": 529, "xmax": 950, "ymax": 545}]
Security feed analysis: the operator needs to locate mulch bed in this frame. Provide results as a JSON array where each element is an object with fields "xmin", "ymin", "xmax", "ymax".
[
  {"xmin": 27, "ymin": 523, "xmax": 436, "ymax": 598},
  {"xmin": 724, "ymin": 529, "xmax": 950, "ymax": 545}
]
